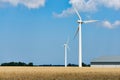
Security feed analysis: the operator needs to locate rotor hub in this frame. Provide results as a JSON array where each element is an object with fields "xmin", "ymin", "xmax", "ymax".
[{"xmin": 77, "ymin": 20, "xmax": 83, "ymax": 24}]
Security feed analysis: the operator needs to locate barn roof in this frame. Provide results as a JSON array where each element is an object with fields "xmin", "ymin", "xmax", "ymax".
[{"xmin": 91, "ymin": 56, "xmax": 120, "ymax": 62}]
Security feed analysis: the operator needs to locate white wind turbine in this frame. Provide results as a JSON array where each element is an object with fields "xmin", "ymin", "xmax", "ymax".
[
  {"xmin": 74, "ymin": 8, "xmax": 98, "ymax": 67},
  {"xmin": 64, "ymin": 38, "xmax": 69, "ymax": 67}
]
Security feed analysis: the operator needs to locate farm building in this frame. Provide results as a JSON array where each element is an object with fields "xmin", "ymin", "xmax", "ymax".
[{"xmin": 91, "ymin": 56, "xmax": 120, "ymax": 67}]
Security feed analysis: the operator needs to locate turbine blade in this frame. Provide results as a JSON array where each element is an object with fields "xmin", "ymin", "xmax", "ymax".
[
  {"xmin": 74, "ymin": 27, "xmax": 79, "ymax": 39},
  {"xmin": 74, "ymin": 7, "xmax": 82, "ymax": 20},
  {"xmin": 83, "ymin": 20, "xmax": 98, "ymax": 24},
  {"xmin": 66, "ymin": 37, "xmax": 69, "ymax": 44},
  {"xmin": 67, "ymin": 45, "xmax": 70, "ymax": 50}
]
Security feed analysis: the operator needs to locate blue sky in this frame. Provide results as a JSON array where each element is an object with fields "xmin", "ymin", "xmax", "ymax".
[{"xmin": 0, "ymin": 0, "xmax": 120, "ymax": 65}]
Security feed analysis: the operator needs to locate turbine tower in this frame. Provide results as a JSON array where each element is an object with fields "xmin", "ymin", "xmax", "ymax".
[
  {"xmin": 64, "ymin": 38, "xmax": 69, "ymax": 67},
  {"xmin": 74, "ymin": 8, "xmax": 98, "ymax": 67}
]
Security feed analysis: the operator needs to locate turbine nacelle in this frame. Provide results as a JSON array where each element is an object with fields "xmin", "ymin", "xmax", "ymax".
[
  {"xmin": 77, "ymin": 20, "xmax": 98, "ymax": 24},
  {"xmin": 64, "ymin": 44, "xmax": 67, "ymax": 47},
  {"xmin": 64, "ymin": 44, "xmax": 69, "ymax": 49},
  {"xmin": 77, "ymin": 20, "xmax": 83, "ymax": 24}
]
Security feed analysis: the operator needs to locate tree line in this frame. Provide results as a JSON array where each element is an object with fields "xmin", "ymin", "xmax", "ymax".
[
  {"xmin": 1, "ymin": 62, "xmax": 33, "ymax": 66},
  {"xmin": 0, "ymin": 62, "xmax": 90, "ymax": 67}
]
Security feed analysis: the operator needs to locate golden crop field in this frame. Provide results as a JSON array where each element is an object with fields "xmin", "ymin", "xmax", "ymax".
[{"xmin": 0, "ymin": 67, "xmax": 120, "ymax": 80}]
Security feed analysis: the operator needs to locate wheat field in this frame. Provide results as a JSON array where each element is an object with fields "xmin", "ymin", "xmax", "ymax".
[{"xmin": 0, "ymin": 67, "xmax": 120, "ymax": 80}]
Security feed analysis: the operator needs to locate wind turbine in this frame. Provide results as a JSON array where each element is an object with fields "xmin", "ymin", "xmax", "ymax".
[
  {"xmin": 64, "ymin": 38, "xmax": 69, "ymax": 67},
  {"xmin": 74, "ymin": 8, "xmax": 98, "ymax": 67}
]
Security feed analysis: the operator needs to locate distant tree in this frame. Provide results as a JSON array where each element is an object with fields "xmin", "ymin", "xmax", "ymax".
[
  {"xmin": 18, "ymin": 62, "xmax": 27, "ymax": 66},
  {"xmin": 1, "ymin": 62, "xmax": 34, "ymax": 66},
  {"xmin": 67, "ymin": 62, "xmax": 90, "ymax": 67},
  {"xmin": 67, "ymin": 63, "xmax": 72, "ymax": 66},
  {"xmin": 67, "ymin": 63, "xmax": 78, "ymax": 66},
  {"xmin": 28, "ymin": 62, "xmax": 33, "ymax": 66},
  {"xmin": 82, "ymin": 62, "xmax": 90, "ymax": 67}
]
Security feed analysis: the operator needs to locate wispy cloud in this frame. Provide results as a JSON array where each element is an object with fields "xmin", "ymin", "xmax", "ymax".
[
  {"xmin": 0, "ymin": 0, "xmax": 46, "ymax": 9},
  {"xmin": 102, "ymin": 20, "xmax": 120, "ymax": 29},
  {"xmin": 54, "ymin": 0, "xmax": 120, "ymax": 18},
  {"xmin": 53, "ymin": 8, "xmax": 74, "ymax": 18}
]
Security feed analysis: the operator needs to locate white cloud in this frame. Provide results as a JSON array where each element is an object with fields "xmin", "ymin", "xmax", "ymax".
[
  {"xmin": 99, "ymin": 0, "xmax": 120, "ymax": 10},
  {"xmin": 102, "ymin": 20, "xmax": 120, "ymax": 29},
  {"xmin": 70, "ymin": 0, "xmax": 98, "ymax": 12},
  {"xmin": 54, "ymin": 0, "xmax": 120, "ymax": 17},
  {"xmin": 0, "ymin": 0, "xmax": 46, "ymax": 9}
]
